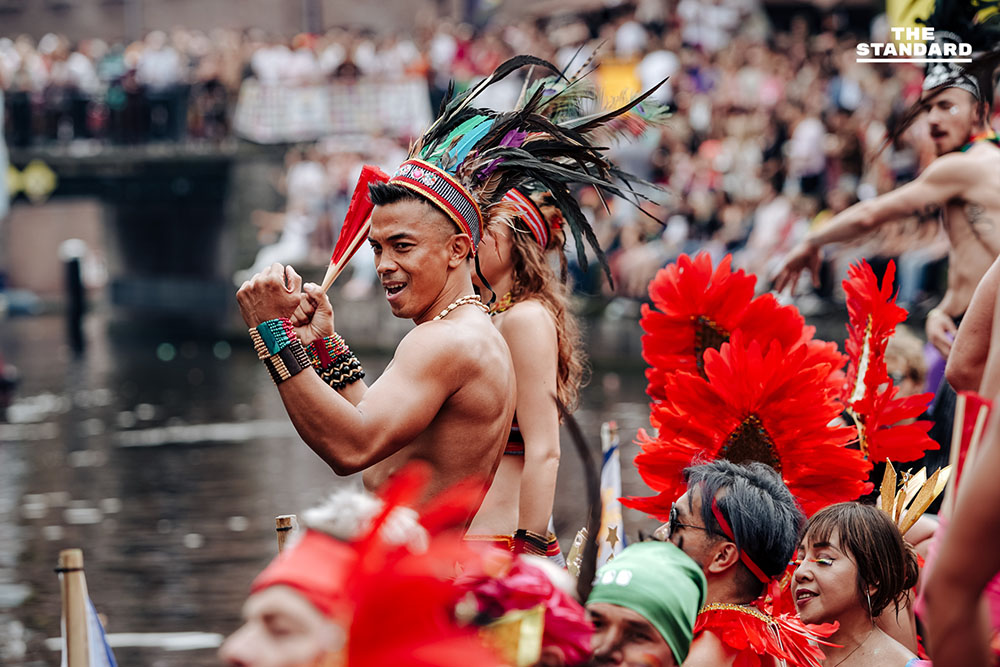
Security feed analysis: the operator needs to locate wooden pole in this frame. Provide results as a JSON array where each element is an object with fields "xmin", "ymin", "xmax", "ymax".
[
  {"xmin": 59, "ymin": 548, "xmax": 90, "ymax": 667},
  {"xmin": 276, "ymin": 515, "xmax": 297, "ymax": 552}
]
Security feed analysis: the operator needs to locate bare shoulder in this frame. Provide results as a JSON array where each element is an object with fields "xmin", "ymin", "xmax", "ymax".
[
  {"xmin": 925, "ymin": 151, "xmax": 980, "ymax": 183},
  {"xmin": 683, "ymin": 630, "xmax": 734, "ymax": 666},
  {"xmin": 869, "ymin": 631, "xmax": 916, "ymax": 663},
  {"xmin": 497, "ymin": 299, "xmax": 556, "ymax": 339},
  {"xmin": 397, "ymin": 314, "xmax": 509, "ymax": 375}
]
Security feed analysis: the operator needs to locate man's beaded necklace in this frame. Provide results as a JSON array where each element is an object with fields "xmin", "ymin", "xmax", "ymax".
[{"xmin": 432, "ymin": 294, "xmax": 489, "ymax": 321}]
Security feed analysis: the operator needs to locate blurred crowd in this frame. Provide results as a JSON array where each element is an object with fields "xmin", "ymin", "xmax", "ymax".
[{"xmin": 6, "ymin": 0, "xmax": 994, "ymax": 305}]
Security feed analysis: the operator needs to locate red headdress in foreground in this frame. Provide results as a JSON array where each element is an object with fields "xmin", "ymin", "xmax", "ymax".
[
  {"xmin": 252, "ymin": 464, "xmax": 505, "ymax": 666},
  {"xmin": 842, "ymin": 260, "xmax": 936, "ymax": 463},
  {"xmin": 627, "ymin": 332, "xmax": 870, "ymax": 518},
  {"xmin": 641, "ymin": 253, "xmax": 844, "ymax": 402}
]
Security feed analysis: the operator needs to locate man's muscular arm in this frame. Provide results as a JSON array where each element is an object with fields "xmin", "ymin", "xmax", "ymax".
[
  {"xmin": 773, "ymin": 154, "xmax": 969, "ymax": 293},
  {"xmin": 947, "ymin": 256, "xmax": 1000, "ymax": 391},
  {"xmin": 924, "ymin": 403, "xmax": 1000, "ymax": 666},
  {"xmin": 274, "ymin": 325, "xmax": 465, "ymax": 475}
]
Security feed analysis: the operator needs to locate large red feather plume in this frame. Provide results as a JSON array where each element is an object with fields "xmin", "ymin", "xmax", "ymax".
[
  {"xmin": 641, "ymin": 253, "xmax": 845, "ymax": 401},
  {"xmin": 320, "ymin": 164, "xmax": 390, "ymax": 292},
  {"xmin": 627, "ymin": 332, "xmax": 871, "ymax": 517},
  {"xmin": 842, "ymin": 260, "xmax": 937, "ymax": 463}
]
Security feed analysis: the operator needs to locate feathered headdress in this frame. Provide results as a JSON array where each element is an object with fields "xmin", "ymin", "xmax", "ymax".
[
  {"xmin": 389, "ymin": 55, "xmax": 669, "ymax": 281},
  {"xmin": 918, "ymin": 0, "xmax": 1000, "ymax": 98},
  {"xmin": 883, "ymin": 0, "xmax": 1000, "ymax": 151},
  {"xmin": 640, "ymin": 253, "xmax": 844, "ymax": 402},
  {"xmin": 626, "ymin": 332, "xmax": 871, "ymax": 518},
  {"xmin": 842, "ymin": 260, "xmax": 937, "ymax": 463},
  {"xmin": 877, "ymin": 460, "xmax": 951, "ymax": 536},
  {"xmin": 252, "ymin": 464, "xmax": 506, "ymax": 666}
]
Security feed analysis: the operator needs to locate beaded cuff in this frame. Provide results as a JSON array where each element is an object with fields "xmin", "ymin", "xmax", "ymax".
[
  {"xmin": 262, "ymin": 339, "xmax": 310, "ymax": 385},
  {"xmin": 254, "ymin": 318, "xmax": 297, "ymax": 357},
  {"xmin": 305, "ymin": 334, "xmax": 365, "ymax": 390}
]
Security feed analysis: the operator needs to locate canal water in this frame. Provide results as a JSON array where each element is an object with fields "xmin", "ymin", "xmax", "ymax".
[{"xmin": 0, "ymin": 307, "xmax": 662, "ymax": 666}]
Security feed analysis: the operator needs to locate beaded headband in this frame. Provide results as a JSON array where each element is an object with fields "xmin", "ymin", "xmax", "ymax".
[
  {"xmin": 390, "ymin": 158, "xmax": 484, "ymax": 256},
  {"xmin": 503, "ymin": 188, "xmax": 549, "ymax": 248},
  {"xmin": 922, "ymin": 32, "xmax": 981, "ymax": 99}
]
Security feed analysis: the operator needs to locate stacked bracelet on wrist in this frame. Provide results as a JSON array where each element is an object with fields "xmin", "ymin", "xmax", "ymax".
[
  {"xmin": 249, "ymin": 318, "xmax": 309, "ymax": 385},
  {"xmin": 305, "ymin": 333, "xmax": 365, "ymax": 390},
  {"xmin": 512, "ymin": 529, "xmax": 549, "ymax": 557}
]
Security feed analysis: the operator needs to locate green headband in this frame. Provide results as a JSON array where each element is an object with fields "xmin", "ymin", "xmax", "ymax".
[{"xmin": 587, "ymin": 541, "xmax": 707, "ymax": 664}]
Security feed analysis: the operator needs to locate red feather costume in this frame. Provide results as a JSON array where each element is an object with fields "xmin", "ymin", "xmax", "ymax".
[
  {"xmin": 694, "ymin": 601, "xmax": 838, "ymax": 667},
  {"xmin": 842, "ymin": 260, "xmax": 937, "ymax": 463},
  {"xmin": 251, "ymin": 465, "xmax": 506, "ymax": 667}
]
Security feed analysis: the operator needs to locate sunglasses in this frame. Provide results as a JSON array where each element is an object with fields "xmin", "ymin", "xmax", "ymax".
[{"xmin": 663, "ymin": 502, "xmax": 715, "ymax": 540}]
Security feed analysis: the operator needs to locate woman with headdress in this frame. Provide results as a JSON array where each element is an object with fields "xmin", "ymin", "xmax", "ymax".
[
  {"xmin": 792, "ymin": 502, "xmax": 928, "ymax": 666},
  {"xmin": 465, "ymin": 186, "xmax": 584, "ymax": 563}
]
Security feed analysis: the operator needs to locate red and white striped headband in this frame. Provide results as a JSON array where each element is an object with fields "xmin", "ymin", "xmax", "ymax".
[{"xmin": 503, "ymin": 188, "xmax": 548, "ymax": 248}]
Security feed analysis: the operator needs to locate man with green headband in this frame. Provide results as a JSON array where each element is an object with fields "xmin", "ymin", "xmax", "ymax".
[{"xmin": 586, "ymin": 541, "xmax": 706, "ymax": 667}]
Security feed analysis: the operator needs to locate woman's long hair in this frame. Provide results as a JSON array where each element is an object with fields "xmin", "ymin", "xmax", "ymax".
[{"xmin": 500, "ymin": 193, "xmax": 588, "ymax": 411}]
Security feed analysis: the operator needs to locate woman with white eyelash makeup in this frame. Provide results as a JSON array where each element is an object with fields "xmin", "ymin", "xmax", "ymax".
[{"xmin": 792, "ymin": 503, "xmax": 928, "ymax": 667}]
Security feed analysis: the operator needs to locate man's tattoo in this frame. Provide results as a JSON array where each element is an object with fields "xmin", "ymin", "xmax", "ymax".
[
  {"xmin": 915, "ymin": 204, "xmax": 942, "ymax": 223},
  {"xmin": 966, "ymin": 202, "xmax": 996, "ymax": 238}
]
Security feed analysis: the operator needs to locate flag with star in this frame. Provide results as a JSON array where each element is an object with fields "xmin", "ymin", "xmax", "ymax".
[{"xmin": 598, "ymin": 422, "xmax": 625, "ymax": 566}]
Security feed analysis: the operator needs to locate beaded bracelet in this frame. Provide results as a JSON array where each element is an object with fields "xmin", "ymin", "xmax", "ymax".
[
  {"xmin": 261, "ymin": 339, "xmax": 311, "ymax": 385},
  {"xmin": 251, "ymin": 318, "xmax": 298, "ymax": 358},
  {"xmin": 306, "ymin": 334, "xmax": 365, "ymax": 390},
  {"xmin": 305, "ymin": 333, "xmax": 350, "ymax": 367},
  {"xmin": 512, "ymin": 529, "xmax": 549, "ymax": 557}
]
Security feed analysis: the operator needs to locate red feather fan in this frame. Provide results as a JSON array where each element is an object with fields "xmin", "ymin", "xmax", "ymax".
[
  {"xmin": 627, "ymin": 332, "xmax": 871, "ymax": 518},
  {"xmin": 641, "ymin": 253, "xmax": 845, "ymax": 401},
  {"xmin": 633, "ymin": 253, "xmax": 865, "ymax": 517},
  {"xmin": 320, "ymin": 164, "xmax": 390, "ymax": 292},
  {"xmin": 842, "ymin": 260, "xmax": 937, "ymax": 463}
]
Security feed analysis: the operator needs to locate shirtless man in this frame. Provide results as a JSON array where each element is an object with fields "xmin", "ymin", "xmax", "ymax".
[
  {"xmin": 236, "ymin": 184, "xmax": 516, "ymax": 504},
  {"xmin": 774, "ymin": 83, "xmax": 1000, "ymax": 360}
]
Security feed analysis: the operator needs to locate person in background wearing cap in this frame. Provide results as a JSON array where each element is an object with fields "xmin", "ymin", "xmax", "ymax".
[{"xmin": 586, "ymin": 540, "xmax": 706, "ymax": 666}]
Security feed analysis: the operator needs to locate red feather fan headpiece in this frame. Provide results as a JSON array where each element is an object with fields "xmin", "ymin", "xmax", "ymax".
[
  {"xmin": 627, "ymin": 332, "xmax": 871, "ymax": 518},
  {"xmin": 253, "ymin": 464, "xmax": 505, "ymax": 666},
  {"xmin": 842, "ymin": 260, "xmax": 937, "ymax": 463},
  {"xmin": 641, "ymin": 253, "xmax": 844, "ymax": 402},
  {"xmin": 630, "ymin": 252, "xmax": 873, "ymax": 518}
]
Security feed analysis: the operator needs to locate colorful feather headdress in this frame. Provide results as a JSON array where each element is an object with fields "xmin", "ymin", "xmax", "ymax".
[
  {"xmin": 841, "ymin": 260, "xmax": 937, "ymax": 464},
  {"xmin": 627, "ymin": 253, "xmax": 871, "ymax": 518},
  {"xmin": 388, "ymin": 55, "xmax": 669, "ymax": 279}
]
